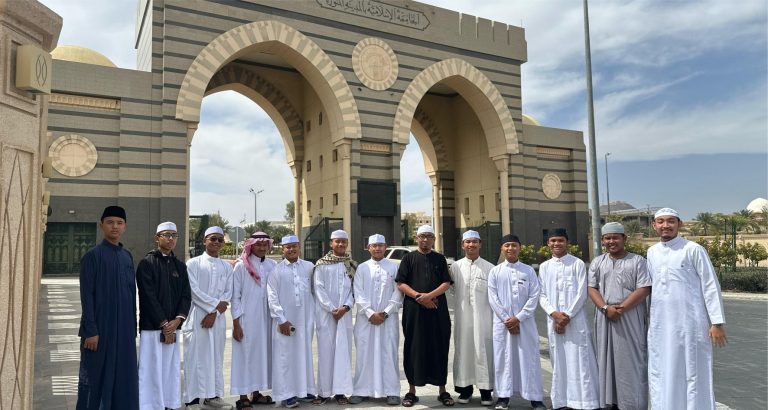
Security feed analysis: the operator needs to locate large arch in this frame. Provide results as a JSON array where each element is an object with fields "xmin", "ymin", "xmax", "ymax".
[
  {"xmin": 205, "ymin": 64, "xmax": 304, "ymax": 165},
  {"xmin": 175, "ymin": 20, "xmax": 361, "ymax": 144},
  {"xmin": 393, "ymin": 58, "xmax": 519, "ymax": 157}
]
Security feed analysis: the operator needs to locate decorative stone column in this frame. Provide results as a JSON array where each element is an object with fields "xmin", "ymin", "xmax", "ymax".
[
  {"xmin": 335, "ymin": 140, "xmax": 353, "ymax": 235},
  {"xmin": 0, "ymin": 1, "xmax": 61, "ymax": 408},
  {"xmin": 493, "ymin": 155, "xmax": 511, "ymax": 235},
  {"xmin": 184, "ymin": 123, "xmax": 197, "ymax": 258},
  {"xmin": 290, "ymin": 161, "xmax": 302, "ymax": 236},
  {"xmin": 427, "ymin": 171, "xmax": 442, "ymax": 252}
]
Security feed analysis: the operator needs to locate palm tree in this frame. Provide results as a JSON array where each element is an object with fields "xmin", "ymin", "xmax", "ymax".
[
  {"xmin": 207, "ymin": 212, "xmax": 231, "ymax": 231},
  {"xmin": 695, "ymin": 212, "xmax": 717, "ymax": 236}
]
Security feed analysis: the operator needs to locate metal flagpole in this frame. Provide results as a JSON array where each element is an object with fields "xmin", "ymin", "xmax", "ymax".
[{"xmin": 584, "ymin": 0, "xmax": 602, "ymax": 258}]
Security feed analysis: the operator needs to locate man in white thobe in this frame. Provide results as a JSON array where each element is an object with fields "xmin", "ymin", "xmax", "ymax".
[
  {"xmin": 136, "ymin": 222, "xmax": 190, "ymax": 410},
  {"xmin": 349, "ymin": 234, "xmax": 403, "ymax": 406},
  {"xmin": 588, "ymin": 222, "xmax": 651, "ymax": 410},
  {"xmin": 539, "ymin": 228, "xmax": 599, "ymax": 410},
  {"xmin": 450, "ymin": 230, "xmax": 496, "ymax": 406},
  {"xmin": 231, "ymin": 232, "xmax": 277, "ymax": 408},
  {"xmin": 647, "ymin": 208, "xmax": 727, "ymax": 410},
  {"xmin": 183, "ymin": 227, "xmax": 234, "ymax": 409},
  {"xmin": 267, "ymin": 235, "xmax": 316, "ymax": 408},
  {"xmin": 312, "ymin": 229, "xmax": 356, "ymax": 405},
  {"xmin": 487, "ymin": 234, "xmax": 546, "ymax": 410}
]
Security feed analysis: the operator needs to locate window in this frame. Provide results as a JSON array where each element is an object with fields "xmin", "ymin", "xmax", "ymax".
[
  {"xmin": 319, "ymin": 197, "xmax": 324, "ymax": 209},
  {"xmin": 306, "ymin": 160, "xmax": 311, "ymax": 172},
  {"xmin": 306, "ymin": 120, "xmax": 311, "ymax": 132},
  {"xmin": 307, "ymin": 200, "xmax": 312, "ymax": 212},
  {"xmin": 319, "ymin": 111, "xmax": 323, "ymax": 125},
  {"xmin": 464, "ymin": 197, "xmax": 470, "ymax": 214},
  {"xmin": 495, "ymin": 193, "xmax": 501, "ymax": 211},
  {"xmin": 390, "ymin": 249, "xmax": 408, "ymax": 259},
  {"xmin": 319, "ymin": 155, "xmax": 323, "ymax": 168},
  {"xmin": 480, "ymin": 195, "xmax": 485, "ymax": 213},
  {"xmin": 333, "ymin": 193, "xmax": 338, "ymax": 205},
  {"xmin": 332, "ymin": 149, "xmax": 338, "ymax": 162}
]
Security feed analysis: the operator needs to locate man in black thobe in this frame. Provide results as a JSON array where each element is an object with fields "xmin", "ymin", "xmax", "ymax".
[
  {"xmin": 77, "ymin": 205, "xmax": 139, "ymax": 409},
  {"xmin": 396, "ymin": 225, "xmax": 454, "ymax": 407}
]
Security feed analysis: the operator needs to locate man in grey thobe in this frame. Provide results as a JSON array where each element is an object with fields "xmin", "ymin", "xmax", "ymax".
[{"xmin": 587, "ymin": 222, "xmax": 651, "ymax": 410}]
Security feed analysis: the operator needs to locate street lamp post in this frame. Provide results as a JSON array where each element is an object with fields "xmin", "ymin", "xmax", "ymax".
[
  {"xmin": 583, "ymin": 0, "xmax": 602, "ymax": 258},
  {"xmin": 249, "ymin": 188, "xmax": 264, "ymax": 226},
  {"xmin": 605, "ymin": 152, "xmax": 611, "ymax": 216}
]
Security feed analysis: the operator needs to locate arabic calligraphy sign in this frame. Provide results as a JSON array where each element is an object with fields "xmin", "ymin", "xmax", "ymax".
[{"xmin": 317, "ymin": 0, "xmax": 430, "ymax": 30}]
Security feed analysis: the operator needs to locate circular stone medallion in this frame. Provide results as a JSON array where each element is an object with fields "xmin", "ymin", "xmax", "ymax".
[
  {"xmin": 352, "ymin": 38, "xmax": 398, "ymax": 91},
  {"xmin": 542, "ymin": 173, "xmax": 562, "ymax": 199},
  {"xmin": 50, "ymin": 134, "xmax": 98, "ymax": 177}
]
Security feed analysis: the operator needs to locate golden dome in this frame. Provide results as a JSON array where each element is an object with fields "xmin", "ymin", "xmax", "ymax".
[
  {"xmin": 522, "ymin": 114, "xmax": 541, "ymax": 126},
  {"xmin": 51, "ymin": 45, "xmax": 116, "ymax": 68}
]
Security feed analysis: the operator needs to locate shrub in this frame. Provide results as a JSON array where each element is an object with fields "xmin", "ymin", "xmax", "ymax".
[
  {"xmin": 519, "ymin": 244, "xmax": 537, "ymax": 265},
  {"xmin": 624, "ymin": 241, "xmax": 648, "ymax": 258},
  {"xmin": 719, "ymin": 267, "xmax": 768, "ymax": 293}
]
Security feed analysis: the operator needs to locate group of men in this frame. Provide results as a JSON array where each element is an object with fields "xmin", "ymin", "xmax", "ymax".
[{"xmin": 76, "ymin": 205, "xmax": 727, "ymax": 410}]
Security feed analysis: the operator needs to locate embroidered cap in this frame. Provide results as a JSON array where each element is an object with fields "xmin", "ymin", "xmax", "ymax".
[
  {"xmin": 654, "ymin": 207, "xmax": 679, "ymax": 219},
  {"xmin": 156, "ymin": 221, "xmax": 177, "ymax": 233},
  {"xmin": 368, "ymin": 234, "xmax": 386, "ymax": 245},
  {"xmin": 281, "ymin": 234, "xmax": 299, "ymax": 245},
  {"xmin": 462, "ymin": 230, "xmax": 480, "ymax": 241},
  {"xmin": 601, "ymin": 222, "xmax": 625, "ymax": 236},
  {"xmin": 330, "ymin": 230, "xmax": 349, "ymax": 240},
  {"xmin": 204, "ymin": 226, "xmax": 224, "ymax": 237}
]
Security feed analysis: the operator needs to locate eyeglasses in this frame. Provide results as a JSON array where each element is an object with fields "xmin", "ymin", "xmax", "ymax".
[
  {"xmin": 207, "ymin": 237, "xmax": 225, "ymax": 243},
  {"xmin": 158, "ymin": 233, "xmax": 179, "ymax": 239},
  {"xmin": 417, "ymin": 235, "xmax": 435, "ymax": 240}
]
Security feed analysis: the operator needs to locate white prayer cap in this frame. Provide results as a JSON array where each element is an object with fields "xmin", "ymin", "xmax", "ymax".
[
  {"xmin": 156, "ymin": 221, "xmax": 177, "ymax": 233},
  {"xmin": 654, "ymin": 207, "xmax": 679, "ymax": 219},
  {"xmin": 330, "ymin": 229, "xmax": 349, "ymax": 240},
  {"xmin": 281, "ymin": 234, "xmax": 299, "ymax": 245},
  {"xmin": 416, "ymin": 225, "xmax": 434, "ymax": 235},
  {"xmin": 368, "ymin": 234, "xmax": 386, "ymax": 245},
  {"xmin": 204, "ymin": 226, "xmax": 224, "ymax": 237},
  {"xmin": 462, "ymin": 230, "xmax": 480, "ymax": 241},
  {"xmin": 601, "ymin": 222, "xmax": 624, "ymax": 236}
]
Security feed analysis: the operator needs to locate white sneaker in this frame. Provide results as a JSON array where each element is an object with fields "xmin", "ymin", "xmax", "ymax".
[
  {"xmin": 202, "ymin": 398, "xmax": 233, "ymax": 409},
  {"xmin": 186, "ymin": 405, "xmax": 202, "ymax": 410}
]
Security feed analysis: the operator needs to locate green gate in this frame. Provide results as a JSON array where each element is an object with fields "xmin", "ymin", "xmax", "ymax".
[{"xmin": 43, "ymin": 222, "xmax": 97, "ymax": 275}]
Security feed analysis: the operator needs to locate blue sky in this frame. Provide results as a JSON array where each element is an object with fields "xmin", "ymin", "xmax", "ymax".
[{"xmin": 41, "ymin": 0, "xmax": 767, "ymax": 222}]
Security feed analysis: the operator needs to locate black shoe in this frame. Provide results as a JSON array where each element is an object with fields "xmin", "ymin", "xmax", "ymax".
[
  {"xmin": 495, "ymin": 398, "xmax": 509, "ymax": 410},
  {"xmin": 530, "ymin": 401, "xmax": 546, "ymax": 410},
  {"xmin": 480, "ymin": 391, "xmax": 493, "ymax": 406},
  {"xmin": 457, "ymin": 393, "xmax": 471, "ymax": 404}
]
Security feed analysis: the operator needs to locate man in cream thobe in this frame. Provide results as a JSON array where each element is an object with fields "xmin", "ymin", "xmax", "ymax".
[
  {"xmin": 349, "ymin": 234, "xmax": 403, "ymax": 406},
  {"xmin": 539, "ymin": 228, "xmax": 599, "ymax": 410},
  {"xmin": 450, "ymin": 230, "xmax": 495, "ymax": 405},
  {"xmin": 231, "ymin": 232, "xmax": 277, "ymax": 407},
  {"xmin": 312, "ymin": 229, "xmax": 356, "ymax": 404},
  {"xmin": 183, "ymin": 227, "xmax": 233, "ymax": 409},
  {"xmin": 267, "ymin": 235, "xmax": 316, "ymax": 408},
  {"xmin": 588, "ymin": 222, "xmax": 651, "ymax": 410},
  {"xmin": 488, "ymin": 234, "xmax": 546, "ymax": 410},
  {"xmin": 647, "ymin": 208, "xmax": 727, "ymax": 410}
]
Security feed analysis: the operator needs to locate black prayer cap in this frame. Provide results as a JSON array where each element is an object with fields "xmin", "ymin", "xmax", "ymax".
[
  {"xmin": 101, "ymin": 205, "xmax": 126, "ymax": 222},
  {"xmin": 547, "ymin": 228, "xmax": 568, "ymax": 240},
  {"xmin": 500, "ymin": 234, "xmax": 521, "ymax": 245}
]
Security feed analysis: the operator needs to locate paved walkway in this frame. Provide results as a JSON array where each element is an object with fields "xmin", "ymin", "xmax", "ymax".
[
  {"xmin": 33, "ymin": 278, "xmax": 554, "ymax": 409},
  {"xmin": 34, "ymin": 277, "xmax": 746, "ymax": 409}
]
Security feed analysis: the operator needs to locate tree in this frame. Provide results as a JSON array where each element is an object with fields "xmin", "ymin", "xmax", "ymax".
[
  {"xmin": 207, "ymin": 212, "xmax": 231, "ymax": 232},
  {"xmin": 696, "ymin": 237, "xmax": 738, "ymax": 271},
  {"xmin": 695, "ymin": 212, "xmax": 717, "ymax": 236},
  {"xmin": 737, "ymin": 242, "xmax": 768, "ymax": 267},
  {"xmin": 624, "ymin": 220, "xmax": 643, "ymax": 237},
  {"xmin": 284, "ymin": 201, "xmax": 295, "ymax": 229},
  {"xmin": 604, "ymin": 214, "xmax": 624, "ymax": 223},
  {"xmin": 254, "ymin": 220, "xmax": 272, "ymax": 234}
]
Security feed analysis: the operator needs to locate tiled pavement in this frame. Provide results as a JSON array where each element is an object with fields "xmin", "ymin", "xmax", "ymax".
[
  {"xmin": 34, "ymin": 278, "xmax": 746, "ymax": 409},
  {"xmin": 34, "ymin": 277, "xmax": 555, "ymax": 410}
]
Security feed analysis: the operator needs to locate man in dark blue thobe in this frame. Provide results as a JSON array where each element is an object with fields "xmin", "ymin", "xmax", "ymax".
[{"xmin": 77, "ymin": 205, "xmax": 139, "ymax": 409}]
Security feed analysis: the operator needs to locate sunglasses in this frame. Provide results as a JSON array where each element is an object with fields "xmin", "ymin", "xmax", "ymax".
[{"xmin": 207, "ymin": 236, "xmax": 225, "ymax": 243}]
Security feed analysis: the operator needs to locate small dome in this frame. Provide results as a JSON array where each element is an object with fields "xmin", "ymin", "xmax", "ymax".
[
  {"xmin": 522, "ymin": 114, "xmax": 541, "ymax": 126},
  {"xmin": 746, "ymin": 197, "xmax": 768, "ymax": 213},
  {"xmin": 51, "ymin": 45, "xmax": 116, "ymax": 68}
]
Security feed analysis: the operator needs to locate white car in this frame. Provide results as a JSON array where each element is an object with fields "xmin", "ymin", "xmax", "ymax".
[{"xmin": 384, "ymin": 246, "xmax": 455, "ymax": 267}]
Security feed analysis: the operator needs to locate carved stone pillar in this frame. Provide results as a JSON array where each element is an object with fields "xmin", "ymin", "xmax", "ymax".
[
  {"xmin": 493, "ymin": 155, "xmax": 511, "ymax": 235},
  {"xmin": 427, "ymin": 171, "xmax": 442, "ymax": 252},
  {"xmin": 0, "ymin": 1, "xmax": 61, "ymax": 408}
]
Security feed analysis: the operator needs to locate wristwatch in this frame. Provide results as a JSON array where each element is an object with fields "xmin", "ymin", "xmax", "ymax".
[
  {"xmin": 600, "ymin": 305, "xmax": 608, "ymax": 314},
  {"xmin": 342, "ymin": 304, "xmax": 351, "ymax": 312},
  {"xmin": 382, "ymin": 312, "xmax": 389, "ymax": 319}
]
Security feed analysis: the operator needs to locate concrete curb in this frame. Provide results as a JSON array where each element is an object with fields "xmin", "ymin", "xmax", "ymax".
[{"xmin": 722, "ymin": 291, "xmax": 768, "ymax": 301}]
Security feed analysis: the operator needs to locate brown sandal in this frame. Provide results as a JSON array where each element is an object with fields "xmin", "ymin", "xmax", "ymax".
[
  {"xmin": 236, "ymin": 399, "xmax": 253, "ymax": 410},
  {"xmin": 312, "ymin": 396, "xmax": 329, "ymax": 405},
  {"xmin": 438, "ymin": 392, "xmax": 455, "ymax": 407},
  {"xmin": 402, "ymin": 393, "xmax": 419, "ymax": 407},
  {"xmin": 334, "ymin": 395, "xmax": 348, "ymax": 405},
  {"xmin": 251, "ymin": 393, "xmax": 274, "ymax": 405}
]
